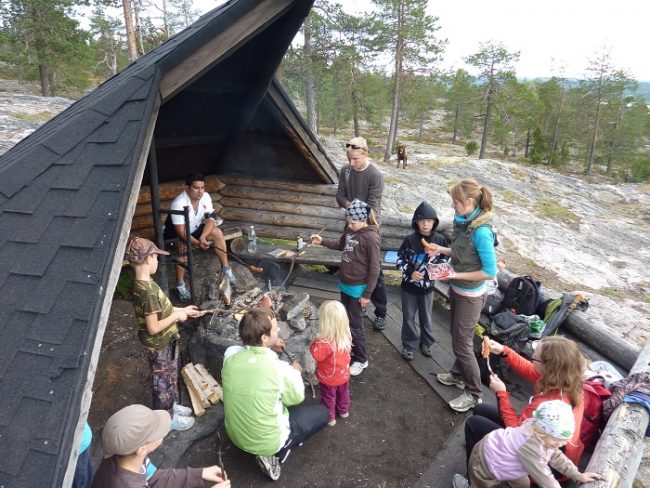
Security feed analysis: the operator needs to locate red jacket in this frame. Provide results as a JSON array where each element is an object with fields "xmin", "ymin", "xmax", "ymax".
[
  {"xmin": 496, "ymin": 346, "xmax": 585, "ymax": 464},
  {"xmin": 309, "ymin": 339, "xmax": 351, "ymax": 387}
]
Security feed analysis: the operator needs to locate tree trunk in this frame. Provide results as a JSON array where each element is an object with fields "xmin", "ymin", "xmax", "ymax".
[
  {"xmin": 384, "ymin": 1, "xmax": 405, "ymax": 163},
  {"xmin": 586, "ymin": 85, "xmax": 603, "ymax": 175},
  {"xmin": 524, "ymin": 127, "xmax": 531, "ymax": 157},
  {"xmin": 548, "ymin": 88, "xmax": 565, "ymax": 165},
  {"xmin": 123, "ymin": 0, "xmax": 138, "ymax": 62},
  {"xmin": 479, "ymin": 86, "xmax": 494, "ymax": 159},
  {"xmin": 38, "ymin": 64, "xmax": 50, "ymax": 97},
  {"xmin": 162, "ymin": 0, "xmax": 170, "ymax": 39},
  {"xmin": 303, "ymin": 16, "xmax": 317, "ymax": 134},
  {"xmin": 452, "ymin": 103, "xmax": 459, "ymax": 144}
]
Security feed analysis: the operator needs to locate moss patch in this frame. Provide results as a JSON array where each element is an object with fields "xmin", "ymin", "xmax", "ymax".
[
  {"xmin": 10, "ymin": 111, "xmax": 54, "ymax": 121},
  {"xmin": 534, "ymin": 198, "xmax": 581, "ymax": 228}
]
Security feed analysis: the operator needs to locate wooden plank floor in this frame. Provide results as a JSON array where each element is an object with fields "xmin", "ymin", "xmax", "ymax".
[{"xmin": 288, "ymin": 269, "xmax": 529, "ymax": 487}]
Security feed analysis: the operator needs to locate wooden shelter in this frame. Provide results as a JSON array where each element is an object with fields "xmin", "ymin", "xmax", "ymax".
[{"xmin": 0, "ymin": 1, "xmax": 356, "ymax": 485}]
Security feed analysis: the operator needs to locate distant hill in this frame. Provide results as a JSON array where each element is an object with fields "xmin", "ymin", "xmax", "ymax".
[{"xmin": 636, "ymin": 81, "xmax": 650, "ymax": 103}]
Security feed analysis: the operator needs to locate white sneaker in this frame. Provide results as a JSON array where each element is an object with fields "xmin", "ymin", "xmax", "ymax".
[
  {"xmin": 173, "ymin": 403, "xmax": 193, "ymax": 417},
  {"xmin": 170, "ymin": 415, "xmax": 195, "ymax": 431},
  {"xmin": 350, "ymin": 361, "xmax": 368, "ymax": 376},
  {"xmin": 256, "ymin": 455, "xmax": 281, "ymax": 481},
  {"xmin": 175, "ymin": 282, "xmax": 191, "ymax": 301},
  {"xmin": 223, "ymin": 266, "xmax": 236, "ymax": 285},
  {"xmin": 448, "ymin": 392, "xmax": 481, "ymax": 412},
  {"xmin": 452, "ymin": 473, "xmax": 470, "ymax": 488}
]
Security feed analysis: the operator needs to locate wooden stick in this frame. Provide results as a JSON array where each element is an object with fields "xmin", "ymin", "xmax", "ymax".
[{"xmin": 181, "ymin": 364, "xmax": 211, "ymax": 407}]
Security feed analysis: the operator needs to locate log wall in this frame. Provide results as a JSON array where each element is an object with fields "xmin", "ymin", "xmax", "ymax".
[{"xmin": 131, "ymin": 174, "xmax": 419, "ymax": 250}]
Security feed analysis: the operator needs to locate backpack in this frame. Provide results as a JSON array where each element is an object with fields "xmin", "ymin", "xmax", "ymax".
[
  {"xmin": 580, "ymin": 378, "xmax": 612, "ymax": 452},
  {"xmin": 482, "ymin": 288, "xmax": 504, "ymax": 316},
  {"xmin": 502, "ymin": 276, "xmax": 541, "ymax": 316},
  {"xmin": 487, "ymin": 311, "xmax": 531, "ymax": 349}
]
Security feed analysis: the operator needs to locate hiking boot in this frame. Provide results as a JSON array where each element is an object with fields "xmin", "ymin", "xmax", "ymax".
[
  {"xmin": 373, "ymin": 316, "xmax": 386, "ymax": 331},
  {"xmin": 452, "ymin": 473, "xmax": 470, "ymax": 488},
  {"xmin": 350, "ymin": 361, "xmax": 369, "ymax": 376},
  {"xmin": 172, "ymin": 403, "xmax": 193, "ymax": 417},
  {"xmin": 176, "ymin": 282, "xmax": 191, "ymax": 301},
  {"xmin": 223, "ymin": 266, "xmax": 236, "ymax": 285},
  {"xmin": 420, "ymin": 344, "xmax": 433, "ymax": 357},
  {"xmin": 327, "ymin": 418, "xmax": 337, "ymax": 426},
  {"xmin": 256, "ymin": 455, "xmax": 281, "ymax": 481},
  {"xmin": 170, "ymin": 415, "xmax": 195, "ymax": 431},
  {"xmin": 449, "ymin": 392, "xmax": 481, "ymax": 412},
  {"xmin": 401, "ymin": 348, "xmax": 414, "ymax": 361},
  {"xmin": 436, "ymin": 372, "xmax": 465, "ymax": 390}
]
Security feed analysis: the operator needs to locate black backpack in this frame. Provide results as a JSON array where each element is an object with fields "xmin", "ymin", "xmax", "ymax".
[
  {"xmin": 502, "ymin": 276, "xmax": 541, "ymax": 316},
  {"xmin": 487, "ymin": 310, "xmax": 531, "ymax": 349}
]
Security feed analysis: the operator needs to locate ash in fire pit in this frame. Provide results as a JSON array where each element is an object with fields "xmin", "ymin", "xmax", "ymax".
[{"xmin": 188, "ymin": 263, "xmax": 319, "ymax": 392}]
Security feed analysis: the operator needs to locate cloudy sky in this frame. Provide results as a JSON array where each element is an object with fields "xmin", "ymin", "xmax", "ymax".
[{"xmin": 193, "ymin": 0, "xmax": 650, "ymax": 81}]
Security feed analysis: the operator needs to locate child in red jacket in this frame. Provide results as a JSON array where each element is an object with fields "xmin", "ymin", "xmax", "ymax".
[{"xmin": 310, "ymin": 300, "xmax": 352, "ymax": 426}]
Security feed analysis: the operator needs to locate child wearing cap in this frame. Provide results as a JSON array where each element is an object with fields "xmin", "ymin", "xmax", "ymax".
[
  {"xmin": 310, "ymin": 199, "xmax": 380, "ymax": 377},
  {"xmin": 462, "ymin": 400, "xmax": 603, "ymax": 488},
  {"xmin": 127, "ymin": 238, "xmax": 205, "ymax": 431},
  {"xmin": 91, "ymin": 404, "xmax": 229, "ymax": 488}
]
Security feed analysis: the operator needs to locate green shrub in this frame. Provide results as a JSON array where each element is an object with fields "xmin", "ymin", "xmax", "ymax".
[{"xmin": 465, "ymin": 140, "xmax": 478, "ymax": 156}]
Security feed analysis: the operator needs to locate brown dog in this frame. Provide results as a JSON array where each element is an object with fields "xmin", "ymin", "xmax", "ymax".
[{"xmin": 397, "ymin": 144, "xmax": 408, "ymax": 169}]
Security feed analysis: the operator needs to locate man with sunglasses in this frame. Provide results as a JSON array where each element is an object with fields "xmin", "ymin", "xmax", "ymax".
[{"xmin": 335, "ymin": 137, "xmax": 388, "ymax": 330}]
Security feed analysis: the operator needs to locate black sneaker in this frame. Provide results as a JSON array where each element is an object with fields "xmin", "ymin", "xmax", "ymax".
[
  {"xmin": 401, "ymin": 348, "xmax": 414, "ymax": 361},
  {"xmin": 420, "ymin": 344, "xmax": 433, "ymax": 357},
  {"xmin": 373, "ymin": 316, "xmax": 386, "ymax": 331},
  {"xmin": 256, "ymin": 455, "xmax": 281, "ymax": 481}
]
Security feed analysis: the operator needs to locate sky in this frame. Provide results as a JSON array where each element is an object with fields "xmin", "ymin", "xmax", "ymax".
[{"xmin": 192, "ymin": 0, "xmax": 650, "ymax": 81}]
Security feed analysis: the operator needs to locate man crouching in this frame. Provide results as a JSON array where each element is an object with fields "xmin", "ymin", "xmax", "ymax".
[{"xmin": 221, "ymin": 308, "xmax": 328, "ymax": 481}]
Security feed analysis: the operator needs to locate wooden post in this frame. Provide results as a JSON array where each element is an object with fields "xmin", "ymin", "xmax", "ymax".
[{"xmin": 581, "ymin": 340, "xmax": 650, "ymax": 488}]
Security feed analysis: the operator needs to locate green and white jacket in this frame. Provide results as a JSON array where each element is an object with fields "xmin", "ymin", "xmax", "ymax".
[{"xmin": 222, "ymin": 345, "xmax": 304, "ymax": 456}]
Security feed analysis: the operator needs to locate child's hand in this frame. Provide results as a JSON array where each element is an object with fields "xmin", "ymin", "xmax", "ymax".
[
  {"xmin": 577, "ymin": 472, "xmax": 605, "ymax": 483},
  {"xmin": 291, "ymin": 360, "xmax": 303, "ymax": 372},
  {"xmin": 201, "ymin": 465, "xmax": 228, "ymax": 484},
  {"xmin": 489, "ymin": 373, "xmax": 506, "ymax": 393},
  {"xmin": 488, "ymin": 339, "xmax": 505, "ymax": 355},
  {"xmin": 411, "ymin": 270, "xmax": 424, "ymax": 281},
  {"xmin": 359, "ymin": 297, "xmax": 370, "ymax": 308},
  {"xmin": 310, "ymin": 234, "xmax": 322, "ymax": 245},
  {"xmin": 186, "ymin": 306, "xmax": 205, "ymax": 318}
]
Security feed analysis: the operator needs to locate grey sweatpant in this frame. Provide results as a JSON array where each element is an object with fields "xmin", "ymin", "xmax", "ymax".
[
  {"xmin": 400, "ymin": 289, "xmax": 435, "ymax": 351},
  {"xmin": 449, "ymin": 289, "xmax": 486, "ymax": 398}
]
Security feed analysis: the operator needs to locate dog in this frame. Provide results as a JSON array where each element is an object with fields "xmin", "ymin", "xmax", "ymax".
[{"xmin": 397, "ymin": 144, "xmax": 408, "ymax": 169}]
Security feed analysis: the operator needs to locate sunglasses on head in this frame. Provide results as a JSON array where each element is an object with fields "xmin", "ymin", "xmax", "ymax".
[{"xmin": 345, "ymin": 143, "xmax": 364, "ymax": 150}]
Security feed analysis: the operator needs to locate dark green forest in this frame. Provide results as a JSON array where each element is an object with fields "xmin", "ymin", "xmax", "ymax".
[{"xmin": 1, "ymin": 0, "xmax": 648, "ymax": 180}]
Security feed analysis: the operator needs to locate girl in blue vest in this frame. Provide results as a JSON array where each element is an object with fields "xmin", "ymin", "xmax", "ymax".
[{"xmin": 425, "ymin": 179, "xmax": 497, "ymax": 412}]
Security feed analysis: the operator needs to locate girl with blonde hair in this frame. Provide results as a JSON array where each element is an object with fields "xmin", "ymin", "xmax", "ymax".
[
  {"xmin": 310, "ymin": 300, "xmax": 353, "ymax": 426},
  {"xmin": 426, "ymin": 179, "xmax": 498, "ymax": 412}
]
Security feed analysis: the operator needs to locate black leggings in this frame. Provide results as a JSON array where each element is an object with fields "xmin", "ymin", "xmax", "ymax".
[{"xmin": 464, "ymin": 403, "xmax": 504, "ymax": 464}]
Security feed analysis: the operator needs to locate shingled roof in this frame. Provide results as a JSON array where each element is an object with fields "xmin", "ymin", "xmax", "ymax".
[{"xmin": 0, "ymin": 1, "xmax": 326, "ymax": 485}]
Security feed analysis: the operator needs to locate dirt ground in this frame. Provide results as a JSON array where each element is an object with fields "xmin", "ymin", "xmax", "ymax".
[{"xmin": 89, "ymin": 296, "xmax": 458, "ymax": 487}]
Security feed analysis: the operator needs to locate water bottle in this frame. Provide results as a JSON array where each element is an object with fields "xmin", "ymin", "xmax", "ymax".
[{"xmin": 247, "ymin": 225, "xmax": 257, "ymax": 254}]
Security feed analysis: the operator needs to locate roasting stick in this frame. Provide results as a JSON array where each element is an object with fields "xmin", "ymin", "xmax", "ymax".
[
  {"xmin": 482, "ymin": 336, "xmax": 493, "ymax": 374},
  {"xmin": 309, "ymin": 225, "xmax": 328, "ymax": 243}
]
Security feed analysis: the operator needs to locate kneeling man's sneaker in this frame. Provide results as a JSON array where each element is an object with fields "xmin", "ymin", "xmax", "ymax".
[
  {"xmin": 448, "ymin": 392, "xmax": 481, "ymax": 412},
  {"xmin": 256, "ymin": 455, "xmax": 281, "ymax": 481}
]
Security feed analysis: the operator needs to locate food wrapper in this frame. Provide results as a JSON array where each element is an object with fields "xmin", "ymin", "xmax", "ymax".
[{"xmin": 425, "ymin": 263, "xmax": 455, "ymax": 280}]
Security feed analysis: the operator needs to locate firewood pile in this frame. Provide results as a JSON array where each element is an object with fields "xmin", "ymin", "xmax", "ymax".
[{"xmin": 181, "ymin": 362, "xmax": 223, "ymax": 417}]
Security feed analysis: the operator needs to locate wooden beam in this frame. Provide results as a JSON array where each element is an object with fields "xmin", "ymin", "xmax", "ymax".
[
  {"xmin": 219, "ymin": 175, "xmax": 337, "ymax": 196},
  {"xmin": 160, "ymin": 0, "xmax": 295, "ymax": 100},
  {"xmin": 220, "ymin": 185, "xmax": 339, "ymax": 207},
  {"xmin": 582, "ymin": 340, "xmax": 650, "ymax": 488},
  {"xmin": 137, "ymin": 175, "xmax": 224, "ymax": 205},
  {"xmin": 221, "ymin": 196, "xmax": 345, "ymax": 220}
]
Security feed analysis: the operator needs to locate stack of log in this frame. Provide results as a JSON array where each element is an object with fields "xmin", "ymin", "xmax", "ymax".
[
  {"xmin": 131, "ymin": 174, "xmax": 431, "ymax": 250},
  {"xmin": 181, "ymin": 362, "xmax": 223, "ymax": 417}
]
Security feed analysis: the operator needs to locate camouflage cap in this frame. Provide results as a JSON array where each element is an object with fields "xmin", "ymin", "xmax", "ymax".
[{"xmin": 127, "ymin": 238, "xmax": 169, "ymax": 264}]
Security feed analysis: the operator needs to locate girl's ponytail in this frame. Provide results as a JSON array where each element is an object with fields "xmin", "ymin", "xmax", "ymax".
[{"xmin": 367, "ymin": 208, "xmax": 378, "ymax": 226}]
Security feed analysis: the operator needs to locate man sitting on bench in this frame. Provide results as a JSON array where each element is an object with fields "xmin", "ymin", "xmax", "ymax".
[{"xmin": 164, "ymin": 172, "xmax": 235, "ymax": 301}]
